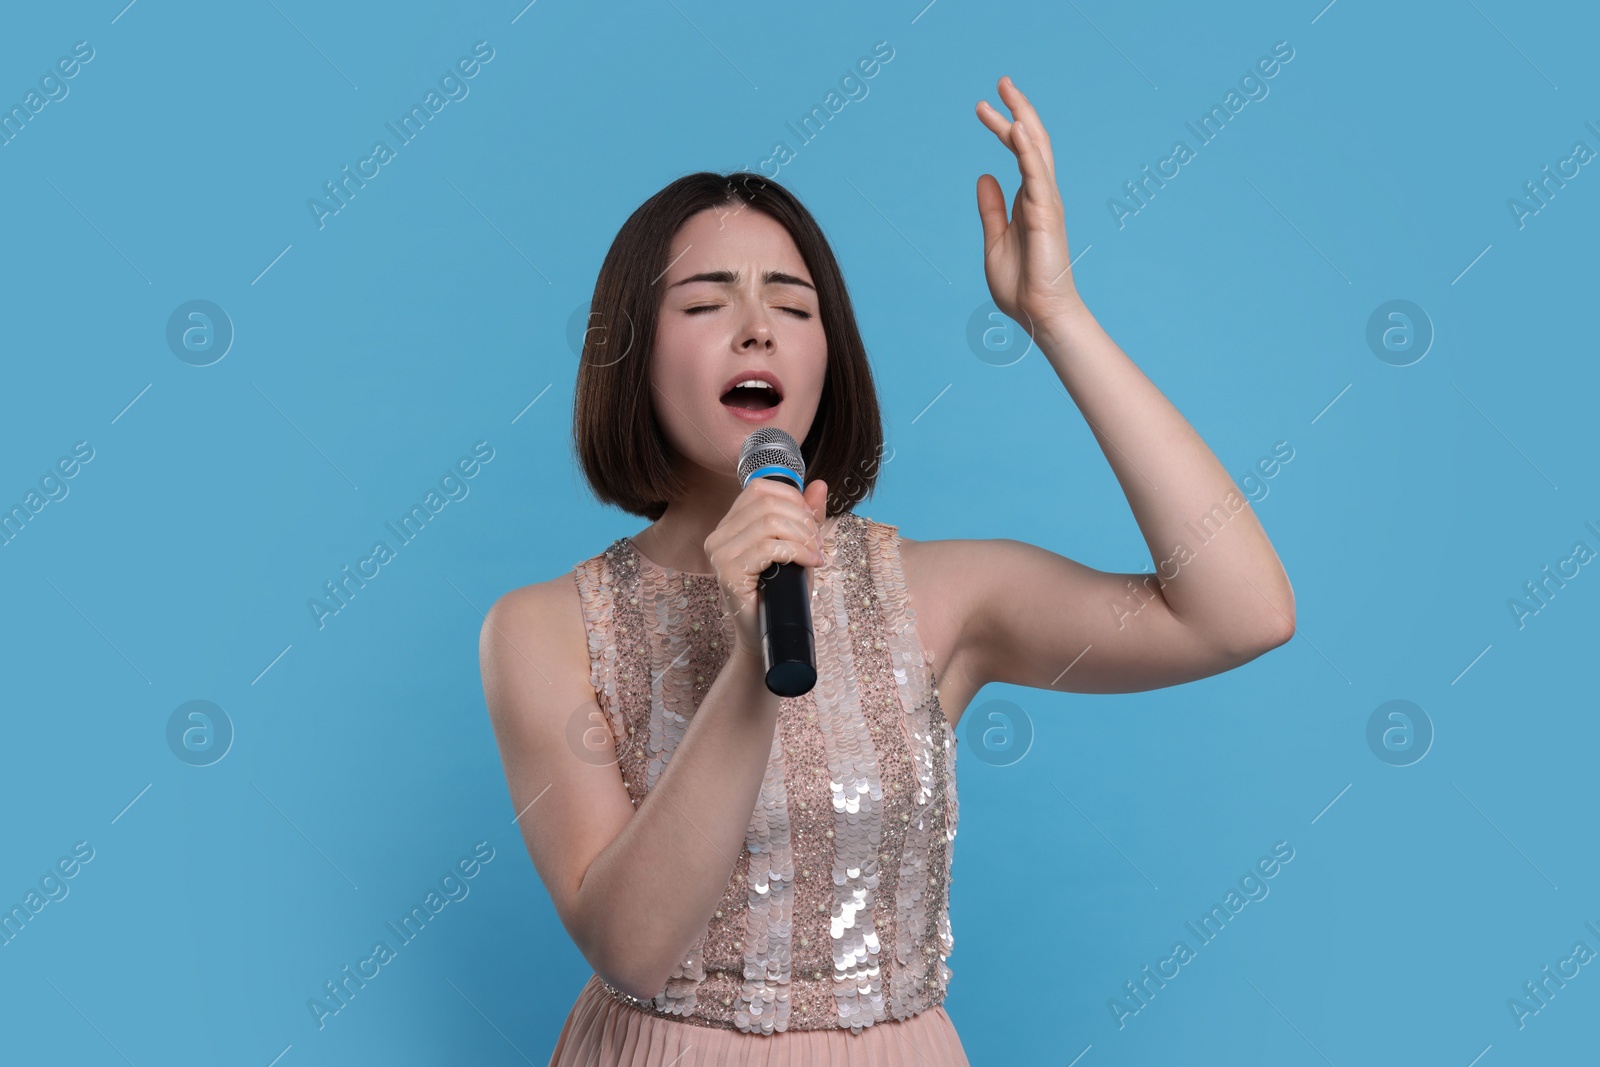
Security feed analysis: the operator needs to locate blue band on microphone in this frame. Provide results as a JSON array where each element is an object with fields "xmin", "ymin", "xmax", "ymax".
[{"xmin": 742, "ymin": 464, "xmax": 803, "ymax": 490}]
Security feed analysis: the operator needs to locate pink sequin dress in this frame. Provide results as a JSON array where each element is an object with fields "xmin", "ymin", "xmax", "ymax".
[{"xmin": 549, "ymin": 510, "xmax": 968, "ymax": 1066}]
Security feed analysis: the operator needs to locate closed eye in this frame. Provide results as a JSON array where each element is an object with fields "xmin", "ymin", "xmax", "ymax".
[{"xmin": 686, "ymin": 305, "xmax": 812, "ymax": 319}]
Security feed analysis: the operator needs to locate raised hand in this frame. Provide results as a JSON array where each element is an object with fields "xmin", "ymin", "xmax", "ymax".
[{"xmin": 974, "ymin": 75, "xmax": 1084, "ymax": 334}]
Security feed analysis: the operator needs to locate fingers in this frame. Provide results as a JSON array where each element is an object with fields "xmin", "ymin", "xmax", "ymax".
[
  {"xmin": 736, "ymin": 485, "xmax": 820, "ymax": 545},
  {"xmin": 763, "ymin": 536, "xmax": 822, "ymax": 569},
  {"xmin": 997, "ymin": 76, "xmax": 1055, "ymax": 176},
  {"xmin": 975, "ymin": 172, "xmax": 1008, "ymax": 252},
  {"xmin": 709, "ymin": 480, "xmax": 825, "ymax": 577},
  {"xmin": 976, "ymin": 76, "xmax": 1056, "ymax": 181},
  {"xmin": 974, "ymin": 98, "xmax": 1007, "ymax": 137},
  {"xmin": 1010, "ymin": 119, "xmax": 1057, "ymax": 206},
  {"xmin": 802, "ymin": 478, "xmax": 828, "ymax": 521},
  {"xmin": 709, "ymin": 478, "xmax": 831, "ymax": 652},
  {"xmin": 744, "ymin": 490, "xmax": 824, "ymax": 564},
  {"xmin": 716, "ymin": 528, "xmax": 823, "ymax": 624},
  {"xmin": 735, "ymin": 478, "xmax": 820, "ymax": 533}
]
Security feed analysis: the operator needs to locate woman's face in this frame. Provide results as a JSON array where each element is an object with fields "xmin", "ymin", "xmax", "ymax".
[{"xmin": 649, "ymin": 204, "xmax": 827, "ymax": 485}]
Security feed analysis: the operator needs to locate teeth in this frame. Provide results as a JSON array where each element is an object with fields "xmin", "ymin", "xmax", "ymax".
[{"xmin": 731, "ymin": 379, "xmax": 773, "ymax": 390}]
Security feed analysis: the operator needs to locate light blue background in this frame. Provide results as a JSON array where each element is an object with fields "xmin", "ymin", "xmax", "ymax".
[{"xmin": 2, "ymin": 0, "xmax": 1595, "ymax": 1064}]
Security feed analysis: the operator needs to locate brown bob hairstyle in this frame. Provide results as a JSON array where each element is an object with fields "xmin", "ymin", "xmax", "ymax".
[{"xmin": 573, "ymin": 171, "xmax": 884, "ymax": 522}]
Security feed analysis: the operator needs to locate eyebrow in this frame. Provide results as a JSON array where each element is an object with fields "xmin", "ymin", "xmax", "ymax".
[{"xmin": 666, "ymin": 269, "xmax": 815, "ymax": 292}]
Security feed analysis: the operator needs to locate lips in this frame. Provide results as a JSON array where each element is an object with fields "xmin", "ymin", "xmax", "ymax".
[
  {"xmin": 721, "ymin": 387, "xmax": 780, "ymax": 410},
  {"xmin": 718, "ymin": 369, "xmax": 784, "ymax": 402},
  {"xmin": 721, "ymin": 394, "xmax": 782, "ymax": 422},
  {"xmin": 719, "ymin": 369, "xmax": 785, "ymax": 422}
]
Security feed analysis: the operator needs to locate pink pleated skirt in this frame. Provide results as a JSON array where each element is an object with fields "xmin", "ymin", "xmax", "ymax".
[{"xmin": 548, "ymin": 974, "xmax": 972, "ymax": 1066}]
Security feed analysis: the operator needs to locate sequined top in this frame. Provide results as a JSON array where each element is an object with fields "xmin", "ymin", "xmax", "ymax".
[{"xmin": 569, "ymin": 510, "xmax": 958, "ymax": 1036}]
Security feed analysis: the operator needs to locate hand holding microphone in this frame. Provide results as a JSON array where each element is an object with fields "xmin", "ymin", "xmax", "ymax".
[{"xmin": 703, "ymin": 429, "xmax": 826, "ymax": 696}]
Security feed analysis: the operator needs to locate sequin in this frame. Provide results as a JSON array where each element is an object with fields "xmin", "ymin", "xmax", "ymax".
[{"xmin": 570, "ymin": 512, "xmax": 958, "ymax": 1034}]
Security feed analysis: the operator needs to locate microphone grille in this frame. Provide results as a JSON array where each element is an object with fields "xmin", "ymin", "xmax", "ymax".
[{"xmin": 737, "ymin": 427, "xmax": 805, "ymax": 487}]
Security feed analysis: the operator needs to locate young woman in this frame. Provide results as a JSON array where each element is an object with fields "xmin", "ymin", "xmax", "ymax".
[{"xmin": 480, "ymin": 76, "xmax": 1294, "ymax": 1065}]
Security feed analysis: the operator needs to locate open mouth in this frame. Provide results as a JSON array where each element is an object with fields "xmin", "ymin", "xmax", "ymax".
[{"xmin": 720, "ymin": 382, "xmax": 783, "ymax": 411}]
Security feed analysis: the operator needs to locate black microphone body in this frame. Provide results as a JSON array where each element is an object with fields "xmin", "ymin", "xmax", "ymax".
[
  {"xmin": 754, "ymin": 474, "xmax": 817, "ymax": 697},
  {"xmin": 736, "ymin": 429, "xmax": 817, "ymax": 697}
]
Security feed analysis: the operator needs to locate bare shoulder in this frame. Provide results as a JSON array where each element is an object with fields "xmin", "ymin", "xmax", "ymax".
[
  {"xmin": 481, "ymin": 568, "xmax": 584, "ymax": 644},
  {"xmin": 478, "ymin": 566, "xmax": 593, "ymax": 722}
]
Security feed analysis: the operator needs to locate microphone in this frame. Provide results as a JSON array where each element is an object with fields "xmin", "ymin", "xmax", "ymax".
[{"xmin": 736, "ymin": 427, "xmax": 817, "ymax": 698}]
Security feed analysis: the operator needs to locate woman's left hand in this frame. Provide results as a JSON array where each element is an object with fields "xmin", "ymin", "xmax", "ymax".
[{"xmin": 975, "ymin": 76, "xmax": 1084, "ymax": 334}]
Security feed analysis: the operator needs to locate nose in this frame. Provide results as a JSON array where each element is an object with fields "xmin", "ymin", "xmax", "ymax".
[{"xmin": 738, "ymin": 305, "xmax": 776, "ymax": 350}]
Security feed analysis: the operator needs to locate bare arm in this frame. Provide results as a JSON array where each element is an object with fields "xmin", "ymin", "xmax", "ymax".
[
  {"xmin": 929, "ymin": 77, "xmax": 1294, "ymax": 699},
  {"xmin": 976, "ymin": 78, "xmax": 1294, "ymax": 648},
  {"xmin": 480, "ymin": 578, "xmax": 781, "ymax": 1001}
]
